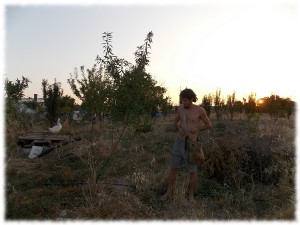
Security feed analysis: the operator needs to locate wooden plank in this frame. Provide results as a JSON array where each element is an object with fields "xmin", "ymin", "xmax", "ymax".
[
  {"xmin": 19, "ymin": 132, "xmax": 53, "ymax": 136},
  {"xmin": 18, "ymin": 136, "xmax": 67, "ymax": 141},
  {"xmin": 33, "ymin": 140, "xmax": 52, "ymax": 145},
  {"xmin": 18, "ymin": 133, "xmax": 69, "ymax": 142}
]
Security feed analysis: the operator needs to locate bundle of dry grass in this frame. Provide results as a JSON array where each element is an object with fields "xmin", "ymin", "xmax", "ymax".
[{"xmin": 200, "ymin": 119, "xmax": 295, "ymax": 190}]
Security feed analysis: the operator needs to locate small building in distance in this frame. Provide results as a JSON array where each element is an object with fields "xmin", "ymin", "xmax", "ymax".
[{"xmin": 20, "ymin": 94, "xmax": 44, "ymax": 104}]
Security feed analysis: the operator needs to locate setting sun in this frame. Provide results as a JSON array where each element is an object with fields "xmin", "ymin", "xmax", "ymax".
[{"xmin": 149, "ymin": 4, "xmax": 299, "ymax": 104}]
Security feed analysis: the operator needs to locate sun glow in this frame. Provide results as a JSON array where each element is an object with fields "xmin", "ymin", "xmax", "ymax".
[
  {"xmin": 258, "ymin": 99, "xmax": 264, "ymax": 105},
  {"xmin": 152, "ymin": 4, "xmax": 299, "ymax": 104}
]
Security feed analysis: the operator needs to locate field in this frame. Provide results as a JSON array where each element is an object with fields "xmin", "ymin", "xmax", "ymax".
[{"xmin": 5, "ymin": 113, "xmax": 296, "ymax": 220}]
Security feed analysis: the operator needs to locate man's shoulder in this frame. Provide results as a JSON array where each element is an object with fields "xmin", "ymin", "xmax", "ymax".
[
  {"xmin": 194, "ymin": 105, "xmax": 206, "ymax": 115},
  {"xmin": 192, "ymin": 104, "xmax": 204, "ymax": 110},
  {"xmin": 198, "ymin": 105, "xmax": 205, "ymax": 111}
]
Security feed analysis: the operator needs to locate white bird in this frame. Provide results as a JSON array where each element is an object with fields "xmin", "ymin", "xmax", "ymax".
[{"xmin": 49, "ymin": 118, "xmax": 62, "ymax": 134}]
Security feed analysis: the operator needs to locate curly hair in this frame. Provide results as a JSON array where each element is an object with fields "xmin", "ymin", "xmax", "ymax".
[{"xmin": 179, "ymin": 88, "xmax": 198, "ymax": 102}]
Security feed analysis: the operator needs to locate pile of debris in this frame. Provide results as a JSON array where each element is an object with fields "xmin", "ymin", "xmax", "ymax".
[{"xmin": 17, "ymin": 132, "xmax": 81, "ymax": 158}]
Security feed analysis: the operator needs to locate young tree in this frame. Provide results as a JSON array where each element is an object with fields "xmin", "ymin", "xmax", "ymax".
[
  {"xmin": 70, "ymin": 31, "xmax": 170, "ymax": 180},
  {"xmin": 134, "ymin": 31, "xmax": 153, "ymax": 71},
  {"xmin": 5, "ymin": 76, "xmax": 31, "ymax": 118},
  {"xmin": 99, "ymin": 31, "xmax": 169, "ymax": 134},
  {"xmin": 110, "ymin": 68, "xmax": 169, "ymax": 132},
  {"xmin": 5, "ymin": 76, "xmax": 33, "ymax": 132},
  {"xmin": 266, "ymin": 94, "xmax": 281, "ymax": 118},
  {"xmin": 96, "ymin": 32, "xmax": 132, "ymax": 85},
  {"xmin": 233, "ymin": 100, "xmax": 243, "ymax": 117},
  {"xmin": 243, "ymin": 93, "xmax": 257, "ymax": 119},
  {"xmin": 59, "ymin": 95, "xmax": 75, "ymax": 113},
  {"xmin": 58, "ymin": 95, "xmax": 76, "ymax": 120},
  {"xmin": 214, "ymin": 88, "xmax": 224, "ymax": 120},
  {"xmin": 68, "ymin": 64, "xmax": 109, "ymax": 121},
  {"xmin": 5, "ymin": 76, "xmax": 31, "ymax": 102},
  {"xmin": 227, "ymin": 92, "xmax": 236, "ymax": 120},
  {"xmin": 42, "ymin": 79, "xmax": 63, "ymax": 126},
  {"xmin": 160, "ymin": 96, "xmax": 173, "ymax": 120},
  {"xmin": 201, "ymin": 94, "xmax": 213, "ymax": 118},
  {"xmin": 281, "ymin": 97, "xmax": 295, "ymax": 120}
]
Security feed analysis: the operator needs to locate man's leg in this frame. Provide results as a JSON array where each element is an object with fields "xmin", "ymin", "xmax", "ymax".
[
  {"xmin": 188, "ymin": 171, "xmax": 197, "ymax": 203},
  {"xmin": 160, "ymin": 168, "xmax": 178, "ymax": 201}
]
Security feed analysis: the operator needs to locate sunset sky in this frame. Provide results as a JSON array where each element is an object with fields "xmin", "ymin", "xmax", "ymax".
[{"xmin": 3, "ymin": 0, "xmax": 300, "ymax": 105}]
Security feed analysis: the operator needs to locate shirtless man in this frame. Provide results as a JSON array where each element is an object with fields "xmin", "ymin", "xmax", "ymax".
[{"xmin": 161, "ymin": 88, "xmax": 211, "ymax": 203}]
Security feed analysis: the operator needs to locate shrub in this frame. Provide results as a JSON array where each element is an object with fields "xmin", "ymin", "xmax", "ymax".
[{"xmin": 201, "ymin": 119, "xmax": 295, "ymax": 190}]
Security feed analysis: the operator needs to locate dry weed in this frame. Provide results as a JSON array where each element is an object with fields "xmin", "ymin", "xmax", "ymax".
[{"xmin": 59, "ymin": 118, "xmax": 74, "ymax": 135}]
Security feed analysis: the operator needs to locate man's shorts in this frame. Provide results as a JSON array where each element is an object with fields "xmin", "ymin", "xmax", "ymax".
[{"xmin": 170, "ymin": 138, "xmax": 197, "ymax": 173}]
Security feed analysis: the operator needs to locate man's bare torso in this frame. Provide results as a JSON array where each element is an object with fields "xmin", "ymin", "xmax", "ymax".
[{"xmin": 177, "ymin": 104, "xmax": 202, "ymax": 141}]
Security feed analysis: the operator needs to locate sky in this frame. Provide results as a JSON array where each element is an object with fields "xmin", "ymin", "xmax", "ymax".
[{"xmin": 2, "ymin": 0, "xmax": 300, "ymax": 105}]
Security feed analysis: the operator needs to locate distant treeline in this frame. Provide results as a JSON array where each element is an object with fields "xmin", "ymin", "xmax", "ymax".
[{"xmin": 196, "ymin": 89, "xmax": 295, "ymax": 120}]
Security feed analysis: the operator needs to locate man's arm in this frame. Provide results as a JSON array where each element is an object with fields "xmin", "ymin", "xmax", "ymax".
[
  {"xmin": 199, "ymin": 107, "xmax": 212, "ymax": 131},
  {"xmin": 174, "ymin": 107, "xmax": 185, "ymax": 137},
  {"xmin": 174, "ymin": 109, "xmax": 180, "ymax": 129}
]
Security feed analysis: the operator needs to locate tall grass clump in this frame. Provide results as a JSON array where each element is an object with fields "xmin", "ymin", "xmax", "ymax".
[{"xmin": 198, "ymin": 117, "xmax": 295, "ymax": 219}]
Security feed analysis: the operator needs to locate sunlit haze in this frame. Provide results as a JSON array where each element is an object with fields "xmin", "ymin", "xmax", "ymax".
[{"xmin": 4, "ymin": 0, "xmax": 300, "ymax": 105}]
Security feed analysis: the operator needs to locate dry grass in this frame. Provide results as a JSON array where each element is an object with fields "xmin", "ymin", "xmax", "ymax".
[{"xmin": 5, "ymin": 113, "xmax": 296, "ymax": 220}]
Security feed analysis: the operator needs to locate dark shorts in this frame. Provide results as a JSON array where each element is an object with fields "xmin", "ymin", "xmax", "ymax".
[{"xmin": 170, "ymin": 138, "xmax": 197, "ymax": 173}]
